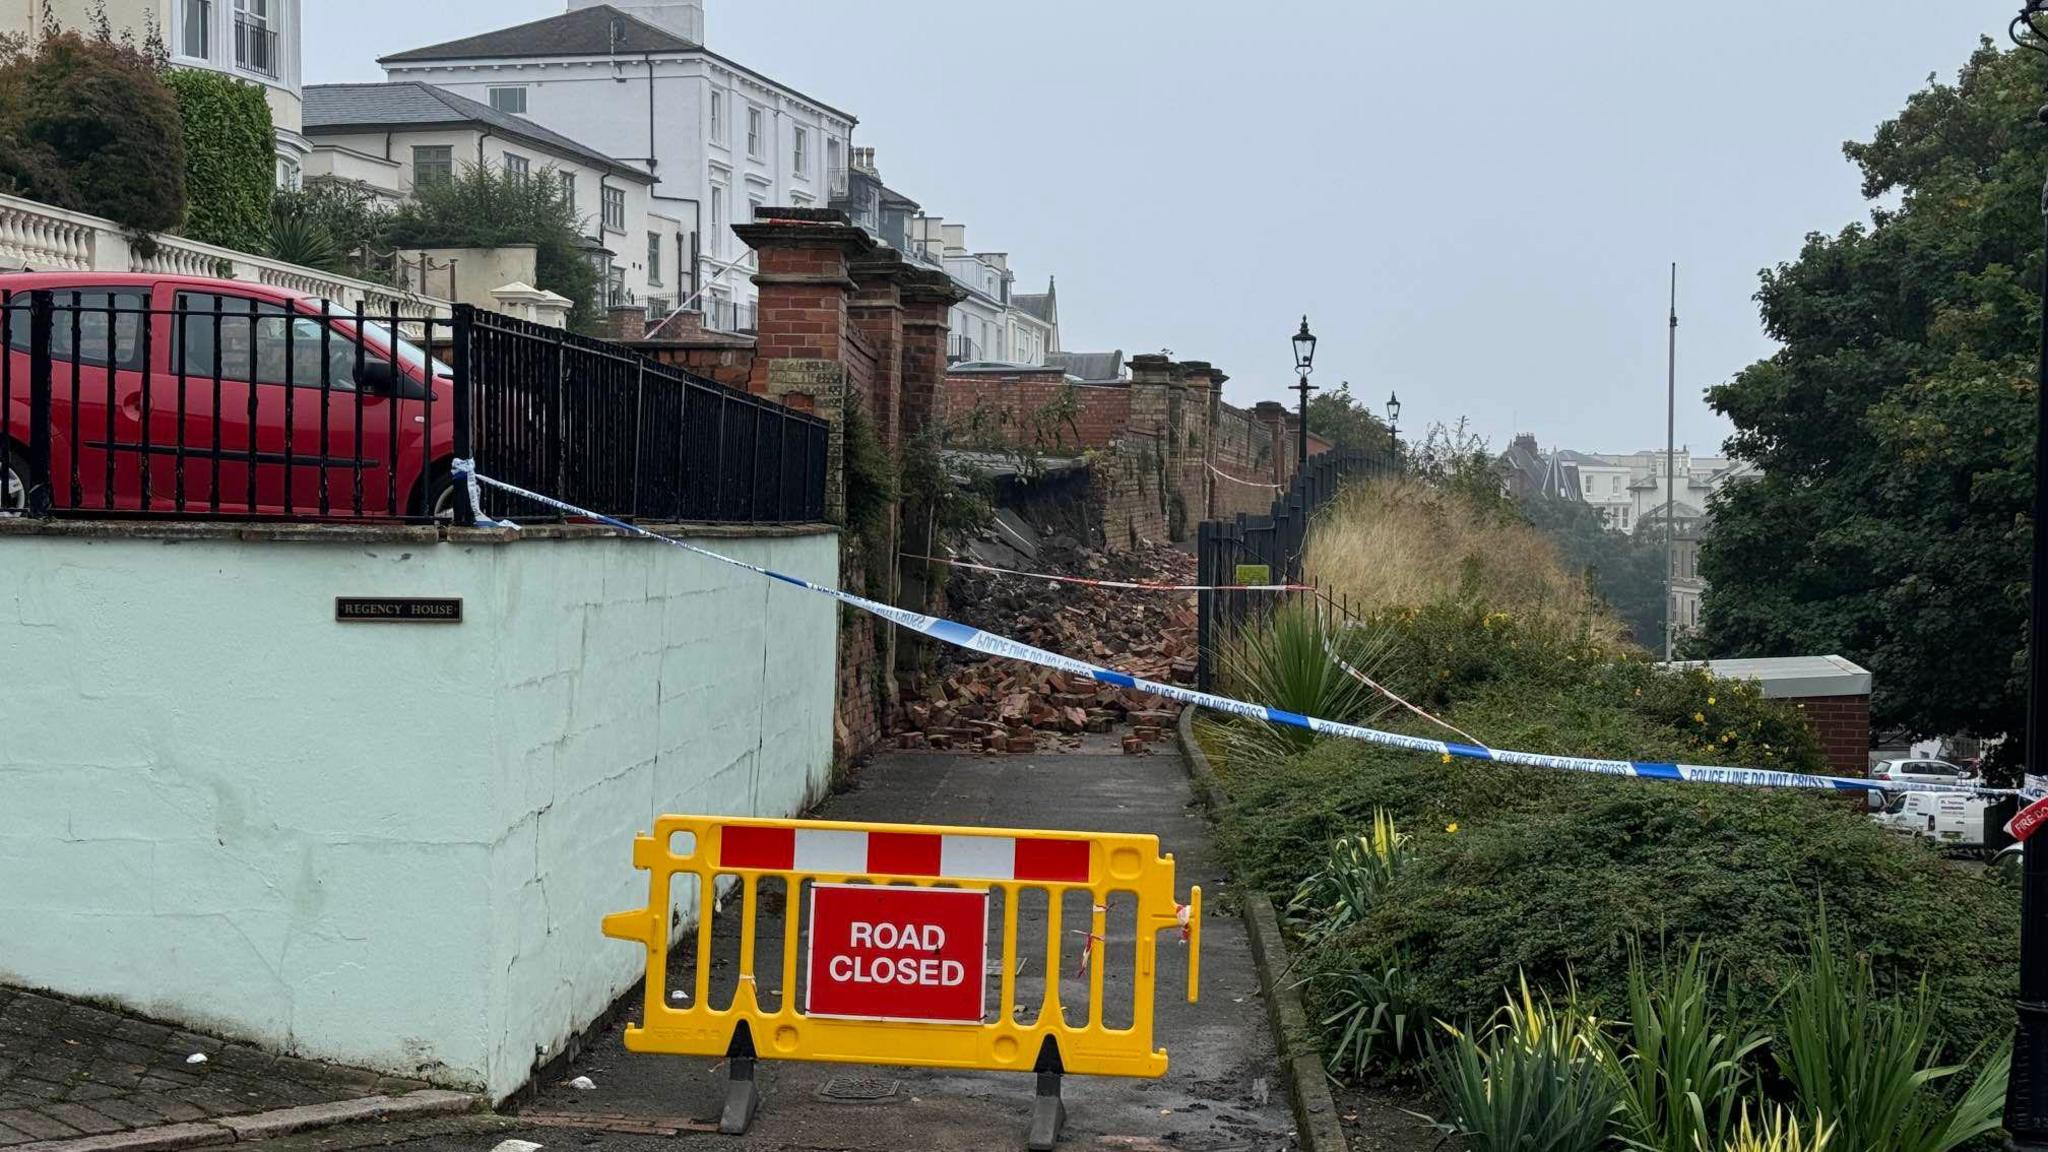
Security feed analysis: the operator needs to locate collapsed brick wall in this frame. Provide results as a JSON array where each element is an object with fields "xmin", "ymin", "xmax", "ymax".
[{"xmin": 1092, "ymin": 438, "xmax": 1171, "ymax": 552}]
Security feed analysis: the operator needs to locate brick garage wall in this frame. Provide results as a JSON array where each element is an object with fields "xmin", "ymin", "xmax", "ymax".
[
  {"xmin": 1785, "ymin": 694, "xmax": 1871, "ymax": 777},
  {"xmin": 942, "ymin": 368, "xmax": 1131, "ymax": 451}
]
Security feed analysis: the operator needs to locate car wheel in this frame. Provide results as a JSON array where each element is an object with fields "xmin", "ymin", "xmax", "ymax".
[
  {"xmin": 1996, "ymin": 846, "xmax": 2027, "ymax": 883},
  {"xmin": 414, "ymin": 467, "xmax": 458, "ymax": 522},
  {"xmin": 1, "ymin": 444, "xmax": 29, "ymax": 513}
]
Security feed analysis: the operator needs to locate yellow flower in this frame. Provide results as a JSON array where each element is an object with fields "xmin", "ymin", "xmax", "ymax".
[
  {"xmin": 1446, "ymin": 823, "xmax": 1460, "ymax": 834},
  {"xmin": 1441, "ymin": 753, "xmax": 1453, "ymax": 764},
  {"xmin": 1707, "ymin": 696, "xmax": 1717, "ymax": 705},
  {"xmin": 1692, "ymin": 712, "xmax": 1706, "ymax": 724}
]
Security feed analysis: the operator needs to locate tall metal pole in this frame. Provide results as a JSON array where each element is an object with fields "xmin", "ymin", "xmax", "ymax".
[
  {"xmin": 1296, "ymin": 370, "xmax": 1311, "ymax": 472},
  {"xmin": 1665, "ymin": 263, "xmax": 1678, "ymax": 663},
  {"xmin": 2005, "ymin": 111, "xmax": 2048, "ymax": 1151}
]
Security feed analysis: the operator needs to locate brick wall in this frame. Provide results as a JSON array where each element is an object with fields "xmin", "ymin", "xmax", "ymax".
[
  {"xmin": 1786, "ymin": 694, "xmax": 1871, "ymax": 778},
  {"xmin": 942, "ymin": 368, "xmax": 1131, "ymax": 451},
  {"xmin": 1209, "ymin": 400, "xmax": 1283, "ymax": 520}
]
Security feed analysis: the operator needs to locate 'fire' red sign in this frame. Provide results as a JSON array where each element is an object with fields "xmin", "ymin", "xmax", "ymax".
[{"xmin": 804, "ymin": 884, "xmax": 989, "ymax": 1024}]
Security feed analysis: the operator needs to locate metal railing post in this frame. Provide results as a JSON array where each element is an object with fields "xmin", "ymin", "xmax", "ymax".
[
  {"xmin": 450, "ymin": 304, "xmax": 477, "ymax": 527},
  {"xmin": 25, "ymin": 290, "xmax": 52, "ymax": 516}
]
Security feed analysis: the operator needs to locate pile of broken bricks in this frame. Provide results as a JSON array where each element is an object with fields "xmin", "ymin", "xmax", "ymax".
[{"xmin": 890, "ymin": 539, "xmax": 1198, "ymax": 756}]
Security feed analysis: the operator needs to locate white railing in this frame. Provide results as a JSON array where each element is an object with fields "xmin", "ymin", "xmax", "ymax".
[{"xmin": 0, "ymin": 191, "xmax": 452, "ymax": 319}]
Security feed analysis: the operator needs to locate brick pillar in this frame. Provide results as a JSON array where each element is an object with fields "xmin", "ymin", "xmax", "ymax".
[
  {"xmin": 899, "ymin": 268, "xmax": 963, "ymax": 442},
  {"xmin": 1255, "ymin": 401, "xmax": 1294, "ymax": 487},
  {"xmin": 848, "ymin": 253, "xmax": 908, "ymax": 452},
  {"xmin": 733, "ymin": 208, "xmax": 874, "ymax": 524},
  {"xmin": 1178, "ymin": 361, "xmax": 1220, "ymax": 530}
]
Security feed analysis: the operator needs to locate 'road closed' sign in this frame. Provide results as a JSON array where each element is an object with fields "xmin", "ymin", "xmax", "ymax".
[{"xmin": 804, "ymin": 883, "xmax": 989, "ymax": 1024}]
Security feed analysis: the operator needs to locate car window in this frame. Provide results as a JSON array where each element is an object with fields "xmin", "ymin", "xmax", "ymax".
[
  {"xmin": 173, "ymin": 293, "xmax": 358, "ymax": 390},
  {"xmin": 1918, "ymin": 763, "xmax": 1958, "ymax": 777},
  {"xmin": 6, "ymin": 289, "xmax": 147, "ymax": 370}
]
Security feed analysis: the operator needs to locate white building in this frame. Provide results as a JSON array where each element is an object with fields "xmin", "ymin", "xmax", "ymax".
[
  {"xmin": 378, "ymin": 1, "xmax": 857, "ymax": 335},
  {"xmin": 303, "ymin": 82, "xmax": 684, "ymax": 313},
  {"xmin": 910, "ymin": 215, "xmax": 1057, "ymax": 366},
  {"xmin": 21, "ymin": 0, "xmax": 308, "ymax": 186},
  {"xmin": 1556, "ymin": 446, "xmax": 1760, "ymax": 642}
]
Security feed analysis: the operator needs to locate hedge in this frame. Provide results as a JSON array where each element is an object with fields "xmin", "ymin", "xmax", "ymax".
[{"xmin": 166, "ymin": 68, "xmax": 273, "ymax": 252}]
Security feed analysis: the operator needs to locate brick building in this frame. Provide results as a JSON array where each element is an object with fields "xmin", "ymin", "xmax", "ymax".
[{"xmin": 1665, "ymin": 655, "xmax": 1874, "ymax": 777}]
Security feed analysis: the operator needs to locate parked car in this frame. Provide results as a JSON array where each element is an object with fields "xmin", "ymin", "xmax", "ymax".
[
  {"xmin": 0, "ymin": 272, "xmax": 457, "ymax": 519},
  {"xmin": 1870, "ymin": 757, "xmax": 1979, "ymax": 786}
]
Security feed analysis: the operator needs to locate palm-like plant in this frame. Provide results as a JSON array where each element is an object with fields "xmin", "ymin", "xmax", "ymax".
[
  {"xmin": 1213, "ymin": 599, "xmax": 1392, "ymax": 768},
  {"xmin": 1776, "ymin": 918, "xmax": 2009, "ymax": 1152},
  {"xmin": 1594, "ymin": 942, "xmax": 1767, "ymax": 1152},
  {"xmin": 1429, "ymin": 974, "xmax": 1617, "ymax": 1152},
  {"xmin": 1287, "ymin": 809, "xmax": 1410, "ymax": 946}
]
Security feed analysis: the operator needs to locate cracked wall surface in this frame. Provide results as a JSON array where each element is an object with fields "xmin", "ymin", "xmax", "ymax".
[{"xmin": 0, "ymin": 528, "xmax": 840, "ymax": 1101}]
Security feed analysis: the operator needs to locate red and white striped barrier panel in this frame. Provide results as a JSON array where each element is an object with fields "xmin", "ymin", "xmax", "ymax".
[{"xmin": 720, "ymin": 824, "xmax": 1094, "ymax": 884}]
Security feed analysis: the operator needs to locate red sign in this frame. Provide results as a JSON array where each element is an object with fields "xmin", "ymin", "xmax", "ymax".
[
  {"xmin": 2009, "ymin": 793, "xmax": 2048, "ymax": 843},
  {"xmin": 804, "ymin": 884, "xmax": 989, "ymax": 1024}
]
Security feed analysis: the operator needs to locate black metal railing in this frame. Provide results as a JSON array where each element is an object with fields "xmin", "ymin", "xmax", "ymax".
[
  {"xmin": 234, "ymin": 14, "xmax": 278, "ymax": 78},
  {"xmin": 701, "ymin": 297, "xmax": 757, "ymax": 334},
  {"xmin": 1194, "ymin": 445, "xmax": 1395, "ymax": 690},
  {"xmin": 1, "ymin": 290, "xmax": 829, "ymax": 527},
  {"xmin": 455, "ymin": 305, "xmax": 826, "ymax": 525}
]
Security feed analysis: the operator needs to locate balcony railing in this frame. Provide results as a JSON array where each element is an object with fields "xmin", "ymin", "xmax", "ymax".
[
  {"xmin": 702, "ymin": 297, "xmax": 757, "ymax": 334},
  {"xmin": 827, "ymin": 165, "xmax": 850, "ymax": 199},
  {"xmin": 947, "ymin": 333, "xmax": 981, "ymax": 363},
  {"xmin": 0, "ymin": 190, "xmax": 450, "ymax": 321},
  {"xmin": 234, "ymin": 15, "xmax": 278, "ymax": 78}
]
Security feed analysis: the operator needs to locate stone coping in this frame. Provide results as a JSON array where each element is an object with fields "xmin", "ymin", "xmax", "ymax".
[{"xmin": 0, "ymin": 517, "xmax": 835, "ymax": 546}]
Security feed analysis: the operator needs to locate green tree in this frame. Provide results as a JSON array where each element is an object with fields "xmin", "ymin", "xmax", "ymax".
[
  {"xmin": 1520, "ymin": 495, "xmax": 1667, "ymax": 648},
  {"xmin": 268, "ymin": 181, "xmax": 389, "ymax": 279},
  {"xmin": 1699, "ymin": 38, "xmax": 2044, "ymax": 755},
  {"xmin": 385, "ymin": 164, "xmax": 599, "ymax": 331},
  {"xmin": 0, "ymin": 29, "xmax": 184, "ymax": 235},
  {"xmin": 1307, "ymin": 379, "xmax": 1392, "ymax": 454},
  {"xmin": 165, "ymin": 68, "xmax": 273, "ymax": 252}
]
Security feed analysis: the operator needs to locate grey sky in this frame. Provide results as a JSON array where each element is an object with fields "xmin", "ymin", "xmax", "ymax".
[{"xmin": 307, "ymin": 1, "xmax": 2016, "ymax": 456}]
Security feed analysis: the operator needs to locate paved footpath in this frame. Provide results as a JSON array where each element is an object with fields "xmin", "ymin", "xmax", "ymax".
[
  {"xmin": 0, "ymin": 988, "xmax": 440, "ymax": 1146},
  {"xmin": 384, "ymin": 742, "xmax": 1297, "ymax": 1152}
]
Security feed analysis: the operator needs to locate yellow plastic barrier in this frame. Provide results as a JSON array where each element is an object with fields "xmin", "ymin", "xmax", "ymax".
[{"xmin": 602, "ymin": 813, "xmax": 1200, "ymax": 1147}]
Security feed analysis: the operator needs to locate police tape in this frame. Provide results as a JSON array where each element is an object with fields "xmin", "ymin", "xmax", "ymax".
[
  {"xmin": 899, "ymin": 553, "xmax": 1313, "ymax": 593},
  {"xmin": 454, "ymin": 462, "xmax": 2011, "ymax": 801},
  {"xmin": 1322, "ymin": 635, "xmax": 1490, "ymax": 749},
  {"xmin": 1206, "ymin": 463, "xmax": 1282, "ymax": 490}
]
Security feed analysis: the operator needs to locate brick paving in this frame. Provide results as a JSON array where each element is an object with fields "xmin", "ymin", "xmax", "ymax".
[{"xmin": 0, "ymin": 987, "xmax": 430, "ymax": 1147}]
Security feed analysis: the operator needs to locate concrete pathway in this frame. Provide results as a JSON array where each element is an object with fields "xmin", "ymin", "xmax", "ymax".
[{"xmin": 391, "ymin": 742, "xmax": 1296, "ymax": 1151}]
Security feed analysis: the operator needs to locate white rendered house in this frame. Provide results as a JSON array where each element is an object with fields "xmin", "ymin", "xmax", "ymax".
[{"xmin": 378, "ymin": 1, "xmax": 857, "ymax": 335}]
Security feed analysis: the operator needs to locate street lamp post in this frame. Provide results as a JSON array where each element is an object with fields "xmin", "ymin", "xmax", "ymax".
[
  {"xmin": 1291, "ymin": 316, "xmax": 1317, "ymax": 471},
  {"xmin": 1385, "ymin": 392, "xmax": 1402, "ymax": 468},
  {"xmin": 2008, "ymin": 6, "xmax": 2048, "ymax": 1146}
]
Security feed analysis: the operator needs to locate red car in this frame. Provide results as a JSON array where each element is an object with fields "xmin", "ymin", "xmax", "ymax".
[{"xmin": 0, "ymin": 272, "xmax": 457, "ymax": 519}]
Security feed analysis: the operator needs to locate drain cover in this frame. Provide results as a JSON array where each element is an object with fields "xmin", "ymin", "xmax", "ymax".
[{"xmin": 817, "ymin": 1074, "xmax": 900, "ymax": 1102}]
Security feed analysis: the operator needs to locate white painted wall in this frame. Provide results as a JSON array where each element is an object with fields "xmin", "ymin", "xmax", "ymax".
[{"xmin": 0, "ymin": 526, "xmax": 839, "ymax": 1100}]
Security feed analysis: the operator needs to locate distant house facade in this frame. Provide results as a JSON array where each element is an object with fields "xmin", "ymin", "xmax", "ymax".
[
  {"xmin": 303, "ymin": 81, "xmax": 681, "ymax": 313},
  {"xmin": 21, "ymin": 0, "xmax": 308, "ymax": 186},
  {"xmin": 378, "ymin": 1, "xmax": 857, "ymax": 336},
  {"xmin": 910, "ymin": 215, "xmax": 1055, "ymax": 365}
]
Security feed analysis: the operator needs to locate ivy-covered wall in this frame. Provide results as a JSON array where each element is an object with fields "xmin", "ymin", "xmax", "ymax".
[{"xmin": 166, "ymin": 69, "xmax": 273, "ymax": 252}]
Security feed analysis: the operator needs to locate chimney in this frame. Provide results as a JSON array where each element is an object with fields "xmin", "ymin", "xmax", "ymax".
[
  {"xmin": 570, "ymin": 0, "xmax": 705, "ymax": 44},
  {"xmin": 941, "ymin": 223, "xmax": 966, "ymax": 253}
]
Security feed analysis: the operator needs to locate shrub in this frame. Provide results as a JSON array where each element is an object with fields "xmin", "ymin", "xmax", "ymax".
[
  {"xmin": 165, "ymin": 68, "xmax": 272, "ymax": 251},
  {"xmin": 1716, "ymin": 1108, "xmax": 1835, "ymax": 1152},
  {"xmin": 1218, "ymin": 735, "xmax": 2018, "ymax": 1062},
  {"xmin": 1212, "ymin": 599, "xmax": 1392, "ymax": 764},
  {"xmin": 1308, "ymin": 477, "xmax": 1623, "ymax": 648},
  {"xmin": 1285, "ymin": 809, "xmax": 1411, "ymax": 948},
  {"xmin": 1308, "ymin": 953, "xmax": 1429, "ymax": 1078},
  {"xmin": 1427, "ymin": 975, "xmax": 1617, "ymax": 1152},
  {"xmin": 386, "ymin": 165, "xmax": 597, "ymax": 330},
  {"xmin": 0, "ymin": 30, "xmax": 185, "ymax": 234},
  {"xmin": 1593, "ymin": 941, "xmax": 1766, "ymax": 1152},
  {"xmin": 1775, "ymin": 921, "xmax": 2008, "ymax": 1152}
]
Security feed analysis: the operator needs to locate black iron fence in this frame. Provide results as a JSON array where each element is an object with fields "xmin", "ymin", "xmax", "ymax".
[
  {"xmin": 1194, "ymin": 445, "xmax": 1396, "ymax": 690},
  {"xmin": 1, "ymin": 289, "xmax": 828, "ymax": 527}
]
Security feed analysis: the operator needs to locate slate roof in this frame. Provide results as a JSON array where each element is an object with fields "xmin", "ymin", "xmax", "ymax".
[
  {"xmin": 379, "ymin": 6, "xmax": 694, "ymax": 64},
  {"xmin": 1012, "ymin": 293, "xmax": 1054, "ymax": 323},
  {"xmin": 304, "ymin": 82, "xmax": 653, "ymax": 181},
  {"xmin": 1047, "ymin": 350, "xmax": 1123, "ymax": 383}
]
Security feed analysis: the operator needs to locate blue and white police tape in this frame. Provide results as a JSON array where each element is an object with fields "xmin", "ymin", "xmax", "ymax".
[{"xmin": 453, "ymin": 463, "xmax": 2011, "ymax": 801}]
